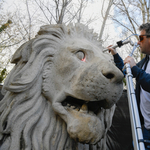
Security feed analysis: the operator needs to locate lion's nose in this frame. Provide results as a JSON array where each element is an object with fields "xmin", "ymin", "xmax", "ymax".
[
  {"xmin": 103, "ymin": 72, "xmax": 114, "ymax": 80},
  {"xmin": 102, "ymin": 66, "xmax": 123, "ymax": 83}
]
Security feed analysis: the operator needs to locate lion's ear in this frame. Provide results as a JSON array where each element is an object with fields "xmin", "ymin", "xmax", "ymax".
[{"xmin": 11, "ymin": 40, "xmax": 33, "ymax": 64}]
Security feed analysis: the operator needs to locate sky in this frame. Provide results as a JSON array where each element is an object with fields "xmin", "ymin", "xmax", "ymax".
[
  {"xmin": 2, "ymin": 0, "xmax": 140, "ymax": 49},
  {"xmin": 2, "ymin": 0, "xmax": 118, "ymax": 43}
]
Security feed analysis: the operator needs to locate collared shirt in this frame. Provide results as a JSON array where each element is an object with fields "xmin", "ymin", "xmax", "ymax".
[{"xmin": 140, "ymin": 55, "xmax": 150, "ymax": 129}]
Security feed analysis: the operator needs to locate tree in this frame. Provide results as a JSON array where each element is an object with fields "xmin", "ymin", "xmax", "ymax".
[
  {"xmin": 99, "ymin": 0, "xmax": 114, "ymax": 40},
  {"xmin": 0, "ymin": 68, "xmax": 7, "ymax": 83},
  {"xmin": 33, "ymin": 0, "xmax": 73, "ymax": 24},
  {"xmin": 0, "ymin": 20, "xmax": 12, "ymax": 33},
  {"xmin": 0, "ymin": 1, "xmax": 31, "ymax": 83},
  {"xmin": 111, "ymin": 0, "xmax": 150, "ymax": 60}
]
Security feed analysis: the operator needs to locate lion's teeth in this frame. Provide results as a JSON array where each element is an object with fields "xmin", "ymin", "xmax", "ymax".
[
  {"xmin": 67, "ymin": 103, "xmax": 71, "ymax": 107},
  {"xmin": 80, "ymin": 103, "xmax": 88, "ymax": 112},
  {"xmin": 75, "ymin": 107, "xmax": 80, "ymax": 111},
  {"xmin": 70, "ymin": 105, "xmax": 76, "ymax": 109}
]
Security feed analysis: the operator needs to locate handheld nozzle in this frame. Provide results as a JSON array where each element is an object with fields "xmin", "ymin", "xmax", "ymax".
[{"xmin": 103, "ymin": 40, "xmax": 134, "ymax": 52}]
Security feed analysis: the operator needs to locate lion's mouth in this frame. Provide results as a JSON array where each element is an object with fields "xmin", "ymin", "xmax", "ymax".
[
  {"xmin": 59, "ymin": 96, "xmax": 115, "ymax": 144},
  {"xmin": 61, "ymin": 96, "xmax": 107, "ymax": 115}
]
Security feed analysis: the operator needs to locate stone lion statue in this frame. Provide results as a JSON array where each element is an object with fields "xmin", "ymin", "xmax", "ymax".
[{"xmin": 0, "ymin": 24, "xmax": 124, "ymax": 150}]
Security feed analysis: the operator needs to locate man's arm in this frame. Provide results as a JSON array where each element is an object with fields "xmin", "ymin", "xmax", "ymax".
[
  {"xmin": 132, "ymin": 66, "xmax": 150, "ymax": 92},
  {"xmin": 107, "ymin": 46, "xmax": 124, "ymax": 72},
  {"xmin": 124, "ymin": 56, "xmax": 150, "ymax": 93},
  {"xmin": 113, "ymin": 53, "xmax": 124, "ymax": 71}
]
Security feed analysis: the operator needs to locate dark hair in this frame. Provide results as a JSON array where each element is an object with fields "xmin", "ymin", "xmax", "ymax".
[{"xmin": 139, "ymin": 23, "xmax": 150, "ymax": 34}]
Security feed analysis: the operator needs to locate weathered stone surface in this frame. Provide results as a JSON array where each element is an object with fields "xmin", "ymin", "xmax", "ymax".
[
  {"xmin": 0, "ymin": 24, "xmax": 124, "ymax": 150},
  {"xmin": 0, "ymin": 85, "xmax": 3, "ymax": 100}
]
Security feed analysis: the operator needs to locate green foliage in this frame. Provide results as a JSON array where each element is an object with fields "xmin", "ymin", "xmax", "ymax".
[
  {"xmin": 0, "ymin": 68, "xmax": 7, "ymax": 83},
  {"xmin": 0, "ymin": 18, "xmax": 12, "ymax": 83},
  {"xmin": 123, "ymin": 78, "xmax": 126, "ymax": 86},
  {"xmin": 0, "ymin": 20, "xmax": 12, "ymax": 33}
]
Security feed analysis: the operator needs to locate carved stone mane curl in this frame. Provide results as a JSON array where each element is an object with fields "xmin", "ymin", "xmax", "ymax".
[{"xmin": 0, "ymin": 24, "xmax": 104, "ymax": 150}]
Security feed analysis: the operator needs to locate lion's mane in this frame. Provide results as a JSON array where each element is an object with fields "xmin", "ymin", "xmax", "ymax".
[{"xmin": 0, "ymin": 24, "xmax": 105, "ymax": 150}]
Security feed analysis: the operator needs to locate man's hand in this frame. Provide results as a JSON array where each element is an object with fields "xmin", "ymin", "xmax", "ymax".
[
  {"xmin": 124, "ymin": 56, "xmax": 136, "ymax": 68},
  {"xmin": 107, "ymin": 45, "xmax": 117, "ymax": 55}
]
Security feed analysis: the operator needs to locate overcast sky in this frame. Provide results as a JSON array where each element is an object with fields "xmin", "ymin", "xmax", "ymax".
[{"xmin": 2, "ymin": 0, "xmax": 118, "ymax": 43}]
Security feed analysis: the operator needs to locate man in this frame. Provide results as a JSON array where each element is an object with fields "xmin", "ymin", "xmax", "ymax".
[{"xmin": 108, "ymin": 23, "xmax": 150, "ymax": 150}]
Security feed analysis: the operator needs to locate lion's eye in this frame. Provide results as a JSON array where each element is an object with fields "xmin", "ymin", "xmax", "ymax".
[{"xmin": 76, "ymin": 51, "xmax": 86, "ymax": 62}]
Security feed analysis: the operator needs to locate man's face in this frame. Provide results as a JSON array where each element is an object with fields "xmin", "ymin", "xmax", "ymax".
[{"xmin": 138, "ymin": 30, "xmax": 150, "ymax": 55}]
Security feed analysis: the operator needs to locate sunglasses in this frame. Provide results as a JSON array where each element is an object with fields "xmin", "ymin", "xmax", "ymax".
[{"xmin": 139, "ymin": 35, "xmax": 150, "ymax": 42}]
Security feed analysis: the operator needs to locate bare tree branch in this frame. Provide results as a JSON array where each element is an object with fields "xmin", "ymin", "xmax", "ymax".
[
  {"xmin": 26, "ymin": 0, "xmax": 32, "ymax": 40},
  {"xmin": 99, "ymin": 0, "xmax": 113, "ymax": 40},
  {"xmin": 34, "ymin": 0, "xmax": 53, "ymax": 23}
]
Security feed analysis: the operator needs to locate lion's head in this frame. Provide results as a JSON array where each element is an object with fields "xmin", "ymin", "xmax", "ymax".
[{"xmin": 0, "ymin": 24, "xmax": 123, "ymax": 150}]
